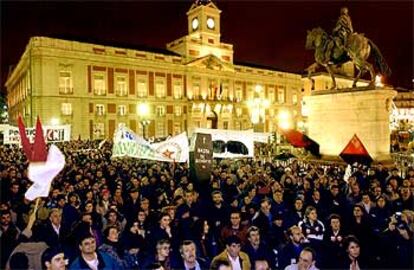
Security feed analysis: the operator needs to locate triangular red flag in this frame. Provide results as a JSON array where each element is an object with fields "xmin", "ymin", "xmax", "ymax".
[
  {"xmin": 341, "ymin": 134, "xmax": 370, "ymax": 156},
  {"xmin": 32, "ymin": 117, "xmax": 47, "ymax": 162},
  {"xmin": 17, "ymin": 115, "xmax": 33, "ymax": 160},
  {"xmin": 17, "ymin": 115, "xmax": 48, "ymax": 162}
]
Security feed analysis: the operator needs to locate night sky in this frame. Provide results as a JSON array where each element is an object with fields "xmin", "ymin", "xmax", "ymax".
[{"xmin": 1, "ymin": 0, "xmax": 413, "ymax": 92}]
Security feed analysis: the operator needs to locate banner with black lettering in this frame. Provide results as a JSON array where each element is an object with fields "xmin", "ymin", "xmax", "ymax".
[{"xmin": 3, "ymin": 125, "xmax": 71, "ymax": 144}]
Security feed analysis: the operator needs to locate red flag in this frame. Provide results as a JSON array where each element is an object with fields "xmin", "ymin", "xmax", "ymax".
[
  {"xmin": 340, "ymin": 134, "xmax": 373, "ymax": 165},
  {"xmin": 33, "ymin": 117, "xmax": 47, "ymax": 162},
  {"xmin": 18, "ymin": 115, "xmax": 33, "ymax": 160},
  {"xmin": 17, "ymin": 115, "xmax": 47, "ymax": 162}
]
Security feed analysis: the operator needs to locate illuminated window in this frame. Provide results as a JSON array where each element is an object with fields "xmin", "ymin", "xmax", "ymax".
[
  {"xmin": 173, "ymin": 122, "xmax": 181, "ymax": 135},
  {"xmin": 268, "ymin": 87, "xmax": 275, "ymax": 103},
  {"xmin": 193, "ymin": 82, "xmax": 200, "ymax": 98},
  {"xmin": 175, "ymin": 106, "xmax": 182, "ymax": 116},
  {"xmin": 235, "ymin": 86, "xmax": 243, "ymax": 102},
  {"xmin": 156, "ymin": 121, "xmax": 165, "ymax": 138},
  {"xmin": 277, "ymin": 87, "xmax": 285, "ymax": 103},
  {"xmin": 93, "ymin": 123, "xmax": 105, "ymax": 138},
  {"xmin": 221, "ymin": 83, "xmax": 228, "ymax": 99},
  {"xmin": 116, "ymin": 75, "xmax": 128, "ymax": 96},
  {"xmin": 156, "ymin": 105, "xmax": 165, "ymax": 116},
  {"xmin": 155, "ymin": 81, "xmax": 166, "ymax": 98},
  {"xmin": 96, "ymin": 104, "xmax": 105, "ymax": 116},
  {"xmin": 137, "ymin": 80, "xmax": 147, "ymax": 97},
  {"xmin": 61, "ymin": 103, "xmax": 72, "ymax": 115},
  {"xmin": 118, "ymin": 105, "xmax": 127, "ymax": 116},
  {"xmin": 292, "ymin": 93, "xmax": 298, "ymax": 105},
  {"xmin": 93, "ymin": 74, "xmax": 106, "ymax": 95},
  {"xmin": 173, "ymin": 83, "xmax": 183, "ymax": 99},
  {"xmin": 59, "ymin": 71, "xmax": 73, "ymax": 94}
]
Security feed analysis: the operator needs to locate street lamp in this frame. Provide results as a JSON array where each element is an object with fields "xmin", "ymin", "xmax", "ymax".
[
  {"xmin": 247, "ymin": 84, "xmax": 270, "ymax": 131},
  {"xmin": 137, "ymin": 103, "xmax": 150, "ymax": 139},
  {"xmin": 278, "ymin": 110, "xmax": 291, "ymax": 130}
]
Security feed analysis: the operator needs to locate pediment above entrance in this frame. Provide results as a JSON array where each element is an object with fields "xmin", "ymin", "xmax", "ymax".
[{"xmin": 186, "ymin": 54, "xmax": 234, "ymax": 72}]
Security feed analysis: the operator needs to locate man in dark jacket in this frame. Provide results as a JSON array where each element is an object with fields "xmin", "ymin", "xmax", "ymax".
[
  {"xmin": 36, "ymin": 208, "xmax": 69, "ymax": 247},
  {"xmin": 69, "ymin": 233, "xmax": 120, "ymax": 270},
  {"xmin": 242, "ymin": 226, "xmax": 274, "ymax": 270}
]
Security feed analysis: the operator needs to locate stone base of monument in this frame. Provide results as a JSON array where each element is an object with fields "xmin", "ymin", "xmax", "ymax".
[{"xmin": 303, "ymin": 87, "xmax": 397, "ymax": 164}]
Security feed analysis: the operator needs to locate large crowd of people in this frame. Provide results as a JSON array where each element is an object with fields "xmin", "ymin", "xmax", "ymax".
[{"xmin": 0, "ymin": 140, "xmax": 413, "ymax": 270}]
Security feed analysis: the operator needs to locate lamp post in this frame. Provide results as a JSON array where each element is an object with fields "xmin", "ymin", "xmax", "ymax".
[
  {"xmin": 137, "ymin": 103, "xmax": 150, "ymax": 139},
  {"xmin": 247, "ymin": 85, "xmax": 270, "ymax": 132}
]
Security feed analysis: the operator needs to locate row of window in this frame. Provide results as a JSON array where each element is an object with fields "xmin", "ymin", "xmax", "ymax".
[
  {"xmin": 92, "ymin": 121, "xmax": 182, "ymax": 139},
  {"xmin": 61, "ymin": 103, "xmax": 184, "ymax": 117},
  {"xmin": 59, "ymin": 71, "xmax": 298, "ymax": 104}
]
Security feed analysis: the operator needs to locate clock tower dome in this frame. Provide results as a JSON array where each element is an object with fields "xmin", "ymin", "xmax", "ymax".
[{"xmin": 167, "ymin": 0, "xmax": 234, "ymax": 63}]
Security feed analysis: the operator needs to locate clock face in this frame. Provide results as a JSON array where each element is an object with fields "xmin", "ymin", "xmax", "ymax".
[
  {"xmin": 192, "ymin": 18, "xmax": 199, "ymax": 30},
  {"xmin": 207, "ymin": 17, "xmax": 215, "ymax": 29}
]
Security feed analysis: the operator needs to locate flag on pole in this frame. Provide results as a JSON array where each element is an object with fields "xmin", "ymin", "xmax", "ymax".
[
  {"xmin": 17, "ymin": 116, "xmax": 65, "ymax": 200},
  {"xmin": 26, "ymin": 145, "xmax": 65, "ymax": 200}
]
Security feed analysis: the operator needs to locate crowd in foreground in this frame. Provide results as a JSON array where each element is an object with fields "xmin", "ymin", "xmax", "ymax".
[{"xmin": 0, "ymin": 140, "xmax": 413, "ymax": 270}]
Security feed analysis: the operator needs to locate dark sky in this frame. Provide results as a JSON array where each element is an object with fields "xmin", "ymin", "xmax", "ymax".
[{"xmin": 1, "ymin": 0, "xmax": 413, "ymax": 92}]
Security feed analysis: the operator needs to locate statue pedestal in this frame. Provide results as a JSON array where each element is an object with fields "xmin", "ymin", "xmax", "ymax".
[{"xmin": 303, "ymin": 87, "xmax": 397, "ymax": 163}]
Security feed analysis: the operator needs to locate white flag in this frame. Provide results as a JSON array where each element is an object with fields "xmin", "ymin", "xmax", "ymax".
[
  {"xmin": 25, "ymin": 144, "xmax": 65, "ymax": 201},
  {"xmin": 112, "ymin": 126, "xmax": 189, "ymax": 162},
  {"xmin": 152, "ymin": 132, "xmax": 189, "ymax": 163}
]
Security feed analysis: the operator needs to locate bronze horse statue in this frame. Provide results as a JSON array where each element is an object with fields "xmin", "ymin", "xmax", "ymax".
[{"xmin": 305, "ymin": 27, "xmax": 391, "ymax": 89}]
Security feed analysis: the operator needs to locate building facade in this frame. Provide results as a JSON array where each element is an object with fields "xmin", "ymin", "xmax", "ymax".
[{"xmin": 6, "ymin": 1, "xmax": 304, "ymax": 140}]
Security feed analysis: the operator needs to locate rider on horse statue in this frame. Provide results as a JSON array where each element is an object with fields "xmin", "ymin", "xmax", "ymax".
[{"xmin": 327, "ymin": 7, "xmax": 354, "ymax": 62}]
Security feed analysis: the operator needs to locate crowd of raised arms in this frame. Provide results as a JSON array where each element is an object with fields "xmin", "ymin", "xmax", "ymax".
[{"xmin": 0, "ymin": 140, "xmax": 413, "ymax": 270}]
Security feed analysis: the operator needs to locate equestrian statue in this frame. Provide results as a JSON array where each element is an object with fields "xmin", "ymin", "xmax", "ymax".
[{"xmin": 305, "ymin": 7, "xmax": 391, "ymax": 89}]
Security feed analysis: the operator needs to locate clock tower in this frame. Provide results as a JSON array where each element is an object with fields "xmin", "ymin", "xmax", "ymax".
[{"xmin": 167, "ymin": 0, "xmax": 234, "ymax": 63}]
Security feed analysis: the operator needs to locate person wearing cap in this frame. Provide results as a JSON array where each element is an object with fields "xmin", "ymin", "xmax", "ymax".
[
  {"xmin": 41, "ymin": 247, "xmax": 68, "ymax": 270},
  {"xmin": 211, "ymin": 235, "xmax": 251, "ymax": 270},
  {"xmin": 69, "ymin": 233, "xmax": 120, "ymax": 270}
]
